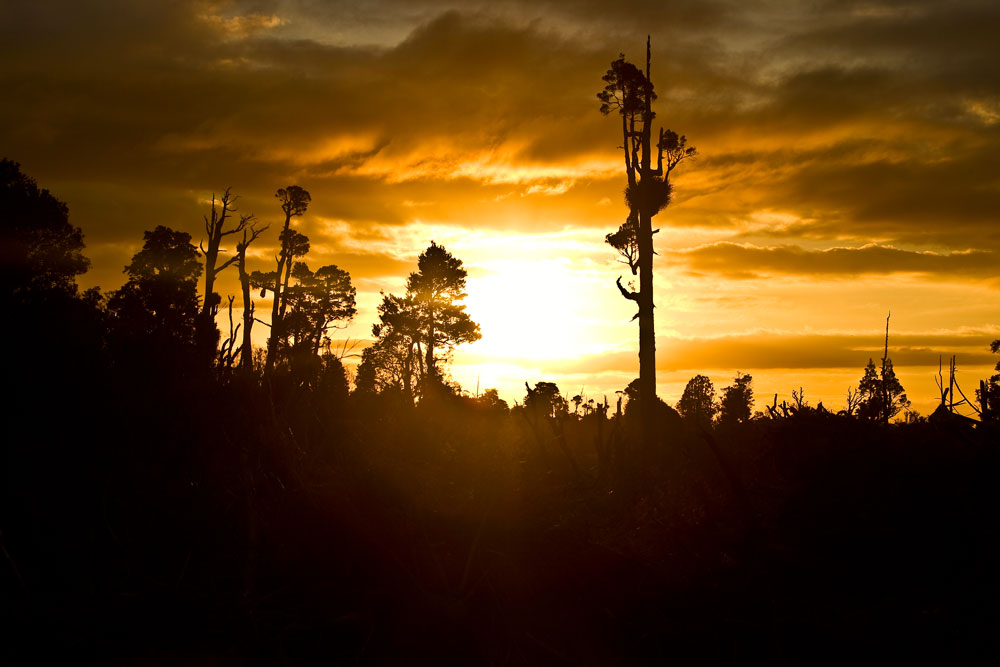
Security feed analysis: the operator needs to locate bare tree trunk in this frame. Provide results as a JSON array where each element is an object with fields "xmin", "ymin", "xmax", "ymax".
[
  {"xmin": 239, "ymin": 247, "xmax": 254, "ymax": 371},
  {"xmin": 201, "ymin": 191, "xmax": 227, "ymax": 320},
  {"xmin": 236, "ymin": 222, "xmax": 266, "ymax": 372},
  {"xmin": 425, "ymin": 306, "xmax": 435, "ymax": 382},
  {"xmin": 403, "ymin": 344, "xmax": 414, "ymax": 401}
]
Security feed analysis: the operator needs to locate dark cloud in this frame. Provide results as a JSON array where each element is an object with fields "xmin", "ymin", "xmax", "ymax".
[
  {"xmin": 666, "ymin": 242, "xmax": 999, "ymax": 279},
  {"xmin": 553, "ymin": 330, "xmax": 998, "ymax": 375}
]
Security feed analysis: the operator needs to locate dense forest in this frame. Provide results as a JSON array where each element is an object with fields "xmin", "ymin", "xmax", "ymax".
[{"xmin": 3, "ymin": 146, "xmax": 1000, "ymax": 664}]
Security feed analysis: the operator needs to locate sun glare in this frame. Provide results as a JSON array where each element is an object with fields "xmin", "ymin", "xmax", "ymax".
[{"xmin": 465, "ymin": 259, "xmax": 585, "ymax": 360}]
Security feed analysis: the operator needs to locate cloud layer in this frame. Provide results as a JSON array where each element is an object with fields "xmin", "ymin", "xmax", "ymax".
[{"xmin": 3, "ymin": 0, "xmax": 998, "ymax": 406}]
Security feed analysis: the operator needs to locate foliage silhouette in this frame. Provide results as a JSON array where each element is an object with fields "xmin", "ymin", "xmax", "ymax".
[
  {"xmin": 523, "ymin": 381, "xmax": 568, "ymax": 419},
  {"xmin": 108, "ymin": 225, "xmax": 204, "ymax": 354},
  {"xmin": 356, "ymin": 292, "xmax": 422, "ymax": 399},
  {"xmin": 283, "ymin": 262, "xmax": 357, "ymax": 356},
  {"xmin": 857, "ymin": 357, "xmax": 908, "ymax": 423},
  {"xmin": 976, "ymin": 339, "xmax": 1000, "ymax": 422},
  {"xmin": 0, "ymin": 158, "xmax": 88, "ymax": 299},
  {"xmin": 677, "ymin": 373, "xmax": 717, "ymax": 429},
  {"xmin": 718, "ymin": 372, "xmax": 754, "ymax": 427}
]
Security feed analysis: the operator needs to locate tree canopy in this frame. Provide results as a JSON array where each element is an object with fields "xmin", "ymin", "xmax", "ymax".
[
  {"xmin": 0, "ymin": 158, "xmax": 89, "ymax": 299},
  {"xmin": 108, "ymin": 225, "xmax": 202, "ymax": 346},
  {"xmin": 677, "ymin": 374, "xmax": 717, "ymax": 429}
]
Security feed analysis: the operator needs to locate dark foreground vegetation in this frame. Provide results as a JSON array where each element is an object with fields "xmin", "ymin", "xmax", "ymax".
[{"xmin": 4, "ymin": 160, "xmax": 1000, "ymax": 665}]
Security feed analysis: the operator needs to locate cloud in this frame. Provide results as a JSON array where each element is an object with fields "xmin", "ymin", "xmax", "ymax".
[
  {"xmin": 548, "ymin": 330, "xmax": 1000, "ymax": 375},
  {"xmin": 666, "ymin": 242, "xmax": 999, "ymax": 279}
]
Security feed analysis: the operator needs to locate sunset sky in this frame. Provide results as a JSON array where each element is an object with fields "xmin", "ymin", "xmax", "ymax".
[{"xmin": 3, "ymin": 0, "xmax": 998, "ymax": 415}]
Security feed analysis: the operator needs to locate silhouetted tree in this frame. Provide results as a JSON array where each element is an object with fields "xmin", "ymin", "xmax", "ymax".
[
  {"xmin": 406, "ymin": 241, "xmax": 481, "ymax": 387},
  {"xmin": 283, "ymin": 262, "xmax": 357, "ymax": 356},
  {"xmin": 199, "ymin": 189, "xmax": 248, "ymax": 319},
  {"xmin": 0, "ymin": 158, "xmax": 89, "ymax": 299},
  {"xmin": 857, "ymin": 358, "xmax": 908, "ymax": 423},
  {"xmin": 677, "ymin": 374, "xmax": 717, "ymax": 430},
  {"xmin": 976, "ymin": 339, "xmax": 1000, "ymax": 422},
  {"xmin": 524, "ymin": 381, "xmax": 568, "ymax": 419},
  {"xmin": 857, "ymin": 314, "xmax": 909, "ymax": 423},
  {"xmin": 599, "ymin": 41, "xmax": 696, "ymax": 452},
  {"xmin": 475, "ymin": 388, "xmax": 509, "ymax": 413},
  {"xmin": 718, "ymin": 372, "xmax": 753, "ymax": 426},
  {"xmin": 108, "ymin": 226, "xmax": 202, "ymax": 349},
  {"xmin": 356, "ymin": 293, "xmax": 422, "ymax": 399},
  {"xmin": 265, "ymin": 185, "xmax": 311, "ymax": 371}
]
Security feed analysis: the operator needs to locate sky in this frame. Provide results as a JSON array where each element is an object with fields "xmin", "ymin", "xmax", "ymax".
[{"xmin": 3, "ymin": 0, "xmax": 999, "ymax": 415}]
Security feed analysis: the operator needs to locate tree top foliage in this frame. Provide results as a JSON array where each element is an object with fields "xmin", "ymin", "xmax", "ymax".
[
  {"xmin": 276, "ymin": 185, "xmax": 311, "ymax": 219},
  {"xmin": 406, "ymin": 240, "xmax": 469, "ymax": 304},
  {"xmin": 597, "ymin": 54, "xmax": 654, "ymax": 117},
  {"xmin": 124, "ymin": 226, "xmax": 202, "ymax": 285}
]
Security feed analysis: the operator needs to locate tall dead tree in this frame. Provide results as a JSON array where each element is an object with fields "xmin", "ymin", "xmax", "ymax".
[
  {"xmin": 199, "ymin": 188, "xmax": 250, "ymax": 362},
  {"xmin": 599, "ymin": 37, "xmax": 696, "ymax": 453},
  {"xmin": 200, "ymin": 188, "xmax": 248, "ymax": 319},
  {"xmin": 265, "ymin": 186, "xmax": 311, "ymax": 372}
]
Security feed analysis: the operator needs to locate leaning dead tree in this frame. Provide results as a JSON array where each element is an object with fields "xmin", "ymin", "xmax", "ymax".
[
  {"xmin": 598, "ymin": 37, "xmax": 696, "ymax": 453},
  {"xmin": 934, "ymin": 355, "xmax": 983, "ymax": 420}
]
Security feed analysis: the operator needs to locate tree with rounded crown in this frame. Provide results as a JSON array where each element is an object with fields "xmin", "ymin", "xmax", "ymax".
[
  {"xmin": 283, "ymin": 262, "xmax": 357, "ymax": 356},
  {"xmin": 598, "ymin": 39, "xmax": 696, "ymax": 454},
  {"xmin": 108, "ymin": 226, "xmax": 202, "ymax": 347},
  {"xmin": 524, "ymin": 381, "xmax": 568, "ymax": 419}
]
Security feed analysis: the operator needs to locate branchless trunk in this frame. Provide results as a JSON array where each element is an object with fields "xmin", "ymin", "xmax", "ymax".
[
  {"xmin": 265, "ymin": 210, "xmax": 293, "ymax": 372},
  {"xmin": 425, "ymin": 304, "xmax": 435, "ymax": 381},
  {"xmin": 239, "ymin": 245, "xmax": 254, "ymax": 370},
  {"xmin": 637, "ymin": 38, "xmax": 657, "ymax": 455},
  {"xmin": 237, "ymin": 222, "xmax": 267, "ymax": 371}
]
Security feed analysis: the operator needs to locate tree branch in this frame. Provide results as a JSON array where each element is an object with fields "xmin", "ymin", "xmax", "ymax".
[{"xmin": 616, "ymin": 276, "xmax": 640, "ymax": 302}]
